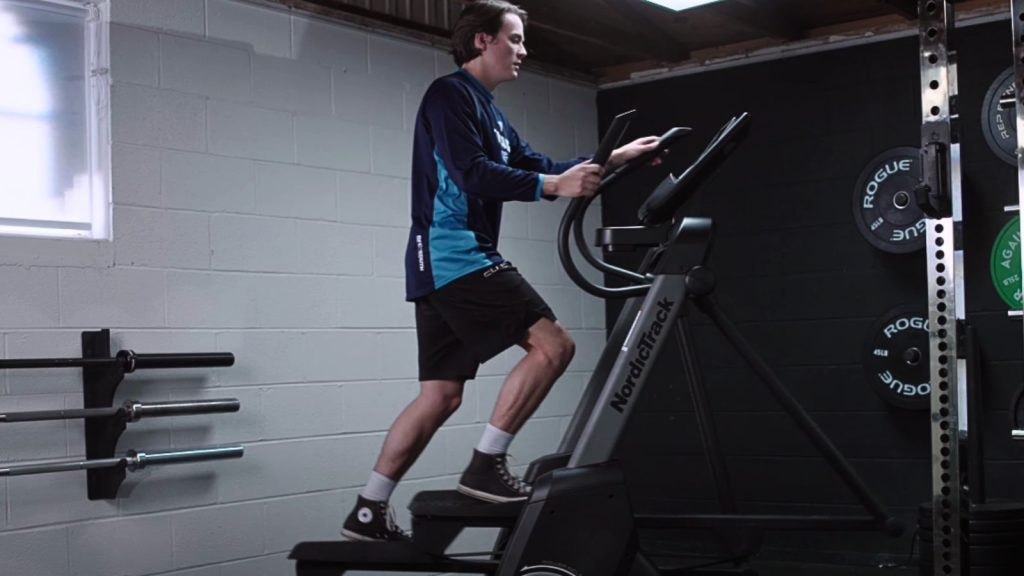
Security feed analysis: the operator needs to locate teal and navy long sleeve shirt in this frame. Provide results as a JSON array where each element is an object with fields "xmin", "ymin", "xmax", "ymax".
[{"xmin": 404, "ymin": 69, "xmax": 586, "ymax": 301}]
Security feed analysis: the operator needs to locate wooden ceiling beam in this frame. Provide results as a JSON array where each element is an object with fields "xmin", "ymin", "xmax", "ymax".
[
  {"xmin": 712, "ymin": 0, "xmax": 805, "ymax": 40},
  {"xmin": 518, "ymin": 0, "xmax": 690, "ymax": 63},
  {"xmin": 877, "ymin": 0, "xmax": 919, "ymax": 19},
  {"xmin": 600, "ymin": 0, "xmax": 692, "ymax": 62}
]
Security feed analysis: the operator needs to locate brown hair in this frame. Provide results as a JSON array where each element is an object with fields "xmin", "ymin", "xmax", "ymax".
[{"xmin": 450, "ymin": 1, "xmax": 528, "ymax": 66}]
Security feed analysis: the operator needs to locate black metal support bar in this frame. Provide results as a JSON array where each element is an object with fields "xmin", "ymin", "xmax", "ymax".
[
  {"xmin": 0, "ymin": 446, "xmax": 244, "ymax": 477},
  {"xmin": 635, "ymin": 514, "xmax": 883, "ymax": 531},
  {"xmin": 0, "ymin": 398, "xmax": 240, "ymax": 423},
  {"xmin": 694, "ymin": 297, "xmax": 900, "ymax": 535},
  {"xmin": 963, "ymin": 323, "xmax": 985, "ymax": 504},
  {"xmin": 673, "ymin": 317, "xmax": 738, "ymax": 515}
]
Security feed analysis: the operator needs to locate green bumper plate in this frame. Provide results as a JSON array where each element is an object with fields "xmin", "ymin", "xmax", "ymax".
[{"xmin": 991, "ymin": 215, "xmax": 1022, "ymax": 310}]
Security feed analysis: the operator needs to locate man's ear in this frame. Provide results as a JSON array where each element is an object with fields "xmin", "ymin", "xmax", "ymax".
[{"xmin": 474, "ymin": 31, "xmax": 490, "ymax": 52}]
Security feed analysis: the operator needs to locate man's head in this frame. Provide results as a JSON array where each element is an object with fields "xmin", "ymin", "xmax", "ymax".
[{"xmin": 451, "ymin": 1, "xmax": 528, "ymax": 87}]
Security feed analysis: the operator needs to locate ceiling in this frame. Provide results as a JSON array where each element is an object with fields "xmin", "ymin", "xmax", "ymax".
[{"xmin": 269, "ymin": 0, "xmax": 1008, "ymax": 84}]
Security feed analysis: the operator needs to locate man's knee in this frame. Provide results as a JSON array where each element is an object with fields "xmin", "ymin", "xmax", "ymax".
[
  {"xmin": 534, "ymin": 322, "xmax": 575, "ymax": 369},
  {"xmin": 420, "ymin": 381, "xmax": 464, "ymax": 417}
]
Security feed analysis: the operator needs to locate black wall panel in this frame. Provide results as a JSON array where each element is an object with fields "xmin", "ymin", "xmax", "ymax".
[{"xmin": 597, "ymin": 18, "xmax": 1024, "ymax": 570}]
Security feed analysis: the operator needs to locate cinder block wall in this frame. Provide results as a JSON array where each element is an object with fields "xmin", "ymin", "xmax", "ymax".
[{"xmin": 0, "ymin": 1, "xmax": 600, "ymax": 573}]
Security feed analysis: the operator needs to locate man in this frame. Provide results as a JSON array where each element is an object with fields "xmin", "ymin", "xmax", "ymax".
[{"xmin": 343, "ymin": 0, "xmax": 661, "ymax": 541}]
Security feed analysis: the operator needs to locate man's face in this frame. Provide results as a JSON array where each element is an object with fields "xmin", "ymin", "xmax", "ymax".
[{"xmin": 477, "ymin": 14, "xmax": 526, "ymax": 83}]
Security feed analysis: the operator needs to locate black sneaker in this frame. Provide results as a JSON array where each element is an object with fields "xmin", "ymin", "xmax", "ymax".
[
  {"xmin": 341, "ymin": 495, "xmax": 411, "ymax": 542},
  {"xmin": 457, "ymin": 449, "xmax": 530, "ymax": 503}
]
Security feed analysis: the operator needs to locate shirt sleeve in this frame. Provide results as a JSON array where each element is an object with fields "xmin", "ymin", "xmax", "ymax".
[{"xmin": 424, "ymin": 84, "xmax": 542, "ymax": 203}]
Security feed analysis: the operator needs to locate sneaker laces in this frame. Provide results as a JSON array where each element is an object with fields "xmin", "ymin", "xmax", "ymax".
[
  {"xmin": 376, "ymin": 502, "xmax": 409, "ymax": 538},
  {"xmin": 494, "ymin": 454, "xmax": 530, "ymax": 494}
]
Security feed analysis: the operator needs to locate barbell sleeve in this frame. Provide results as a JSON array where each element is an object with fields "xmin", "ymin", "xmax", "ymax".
[
  {"xmin": 0, "ymin": 399, "xmax": 240, "ymax": 423},
  {"xmin": 1013, "ymin": 430, "xmax": 1024, "ymax": 441},
  {"xmin": 0, "ymin": 445, "xmax": 244, "ymax": 477},
  {"xmin": 126, "ymin": 446, "xmax": 244, "ymax": 470}
]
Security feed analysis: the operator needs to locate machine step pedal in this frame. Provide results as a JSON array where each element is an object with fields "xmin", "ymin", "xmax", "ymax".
[
  {"xmin": 289, "ymin": 541, "xmax": 499, "ymax": 575},
  {"xmin": 409, "ymin": 490, "xmax": 523, "ymax": 526}
]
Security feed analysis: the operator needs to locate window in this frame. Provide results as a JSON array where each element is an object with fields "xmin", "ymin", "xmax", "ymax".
[{"xmin": 0, "ymin": 0, "xmax": 109, "ymax": 239}]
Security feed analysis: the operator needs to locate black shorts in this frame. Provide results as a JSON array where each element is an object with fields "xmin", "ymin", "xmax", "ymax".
[{"xmin": 416, "ymin": 261, "xmax": 556, "ymax": 381}]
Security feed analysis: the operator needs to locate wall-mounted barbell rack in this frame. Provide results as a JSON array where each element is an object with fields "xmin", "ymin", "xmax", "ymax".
[{"xmin": 0, "ymin": 329, "xmax": 242, "ymax": 499}]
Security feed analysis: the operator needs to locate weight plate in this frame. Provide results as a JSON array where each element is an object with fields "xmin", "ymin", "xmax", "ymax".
[
  {"xmin": 981, "ymin": 68, "xmax": 1018, "ymax": 166},
  {"xmin": 863, "ymin": 306, "xmax": 931, "ymax": 409},
  {"xmin": 989, "ymin": 216, "xmax": 1022, "ymax": 310},
  {"xmin": 852, "ymin": 147, "xmax": 926, "ymax": 253}
]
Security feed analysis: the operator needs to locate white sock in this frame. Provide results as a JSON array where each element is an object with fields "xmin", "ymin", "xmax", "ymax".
[
  {"xmin": 360, "ymin": 471, "xmax": 397, "ymax": 502},
  {"xmin": 476, "ymin": 424, "xmax": 514, "ymax": 455}
]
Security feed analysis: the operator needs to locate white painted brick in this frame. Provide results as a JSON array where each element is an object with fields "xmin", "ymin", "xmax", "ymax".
[
  {"xmin": 338, "ymin": 278, "xmax": 413, "ymax": 328},
  {"xmin": 172, "ymin": 502, "xmax": 266, "ymax": 568},
  {"xmin": 169, "ymin": 386, "xmax": 263, "ymax": 445},
  {"xmin": 169, "ymin": 566, "xmax": 219, "ymax": 576},
  {"xmin": 576, "ymin": 120, "xmax": 599, "ymax": 156},
  {"xmin": 211, "ymin": 214, "xmax": 296, "ymax": 272},
  {"xmin": 525, "ymin": 107, "xmax": 576, "ymax": 161},
  {"xmin": 216, "ymin": 436, "xmax": 377, "ymax": 501},
  {"xmin": 405, "ymin": 82, "xmax": 427, "ymax": 131},
  {"xmin": 295, "ymin": 221, "xmax": 374, "ymax": 276},
  {"xmin": 534, "ymin": 371, "xmax": 586, "ymax": 419},
  {"xmin": 0, "ymin": 266, "xmax": 59, "ymax": 327},
  {"xmin": 112, "ymin": 143, "xmax": 161, "ymax": 207},
  {"xmin": 161, "ymin": 34, "xmax": 251, "ymax": 102},
  {"xmin": 262, "ymin": 384, "xmax": 345, "ymax": 439},
  {"xmin": 535, "ymin": 285, "xmax": 582, "ymax": 330},
  {"xmin": 208, "ymin": 0, "xmax": 292, "ymax": 58},
  {"xmin": 116, "ymin": 465, "xmax": 220, "ymax": 515},
  {"xmin": 0, "ymin": 237, "xmax": 114, "ymax": 268},
  {"xmin": 110, "ymin": 24, "xmax": 159, "ymax": 87},
  {"xmin": 302, "ymin": 331, "xmax": 383, "ymax": 383},
  {"xmin": 441, "ymin": 423, "xmax": 486, "ymax": 475},
  {"xmin": 5, "ymin": 332, "xmax": 84, "ymax": 395},
  {"xmin": 0, "ymin": 395, "xmax": 69, "ymax": 462},
  {"xmin": 527, "ymin": 196, "xmax": 569, "ymax": 242},
  {"xmin": 567, "ymin": 329, "xmax": 604, "ymax": 374},
  {"xmin": 0, "ymin": 480, "xmax": 7, "ymax": 528},
  {"xmin": 338, "ymin": 172, "xmax": 409, "ymax": 228},
  {"xmin": 68, "ymin": 515, "xmax": 173, "ymax": 576},
  {"xmin": 0, "ymin": 527, "xmax": 69, "ymax": 576},
  {"xmin": 253, "ymin": 55, "xmax": 332, "ymax": 115},
  {"xmin": 214, "ymin": 331, "xmax": 380, "ymax": 385},
  {"xmin": 474, "ymin": 376, "xmax": 502, "ymax": 423},
  {"xmin": 208, "ymin": 100, "xmax": 295, "ymax": 163},
  {"xmin": 550, "ymin": 80, "xmax": 596, "ymax": 127},
  {"xmin": 511, "ymin": 416, "xmax": 562, "ymax": 462},
  {"xmin": 295, "ymin": 115, "xmax": 372, "ymax": 172},
  {"xmin": 373, "ymin": 227, "xmax": 407, "ymax": 279},
  {"xmin": 371, "ymin": 126, "xmax": 413, "ymax": 178},
  {"xmin": 219, "ymin": 553, "xmax": 293, "ymax": 576},
  {"xmin": 375, "ymin": 330, "xmax": 418, "ymax": 381},
  {"xmin": 582, "ymin": 293, "xmax": 605, "ymax": 330},
  {"xmin": 368, "ymin": 36, "xmax": 436, "ymax": 87},
  {"xmin": 518, "ymin": 73, "xmax": 550, "ymax": 119},
  {"xmin": 59, "ymin": 267, "xmax": 165, "ymax": 328},
  {"xmin": 7, "ymin": 471, "xmax": 118, "ymax": 528},
  {"xmin": 333, "ymin": 72, "xmax": 405, "ymax": 130},
  {"xmin": 166, "ymin": 271, "xmax": 259, "ymax": 328},
  {"xmin": 499, "ymin": 238, "xmax": 562, "ymax": 286},
  {"xmin": 254, "ymin": 275, "xmax": 345, "ymax": 327},
  {"xmin": 256, "ymin": 162, "xmax": 337, "ymax": 220},
  {"xmin": 162, "ymin": 150, "xmax": 255, "ymax": 213},
  {"xmin": 499, "ymin": 201, "xmax": 529, "ymax": 239},
  {"xmin": 292, "ymin": 17, "xmax": 368, "ymax": 73},
  {"xmin": 340, "ymin": 380, "xmax": 415, "ymax": 433},
  {"xmin": 263, "ymin": 489, "xmax": 356, "ymax": 552},
  {"xmin": 114, "ymin": 206, "xmax": 211, "ymax": 269},
  {"xmin": 111, "ymin": 0, "xmax": 205, "ymax": 35},
  {"xmin": 112, "ymin": 84, "xmax": 206, "ymax": 151}
]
